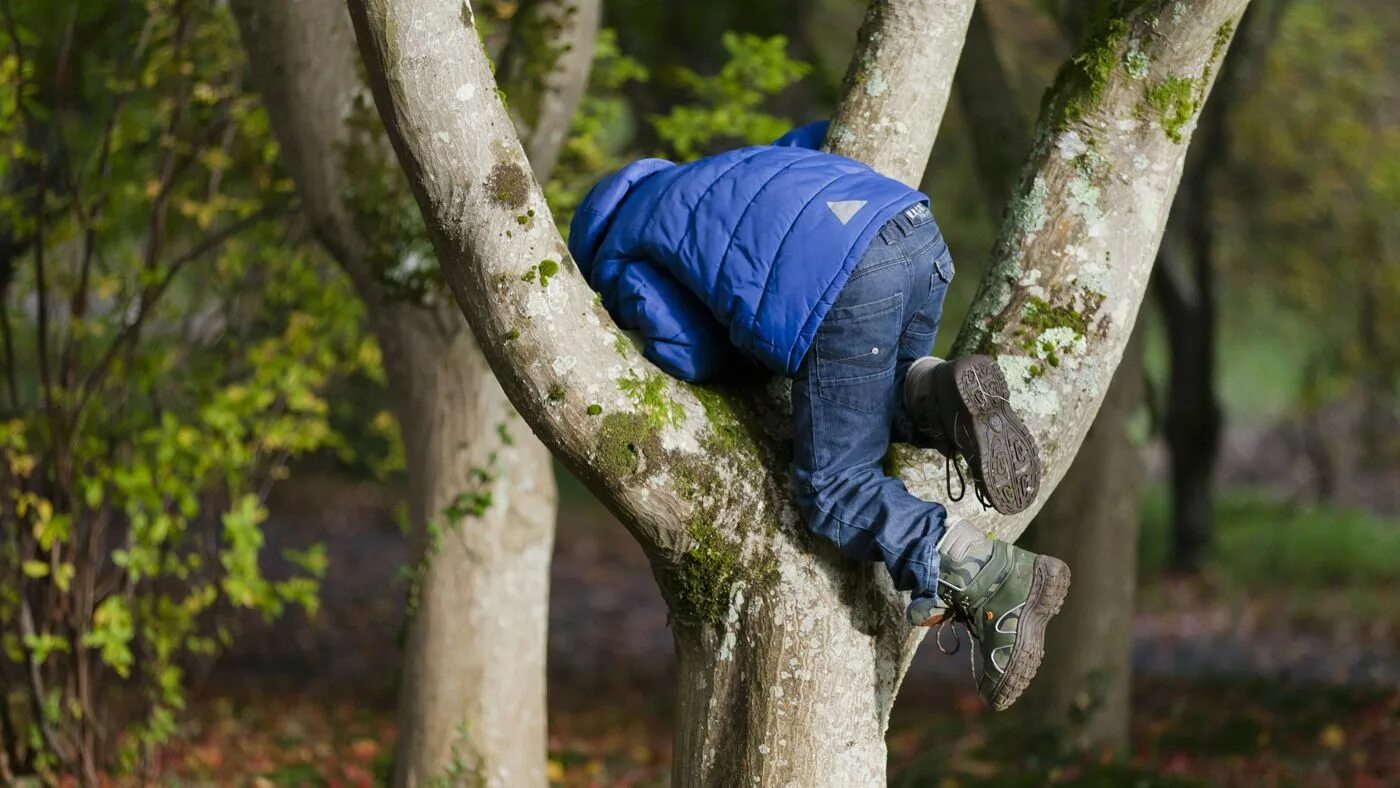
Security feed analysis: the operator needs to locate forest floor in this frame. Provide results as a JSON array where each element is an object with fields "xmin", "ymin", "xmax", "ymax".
[{"xmin": 129, "ymin": 451, "xmax": 1399, "ymax": 787}]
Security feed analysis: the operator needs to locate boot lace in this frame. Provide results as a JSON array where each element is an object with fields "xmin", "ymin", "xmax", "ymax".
[
  {"xmin": 933, "ymin": 599, "xmax": 984, "ymax": 684},
  {"xmin": 939, "ymin": 411, "xmax": 994, "ymax": 510},
  {"xmin": 944, "ymin": 454, "xmax": 994, "ymax": 510}
]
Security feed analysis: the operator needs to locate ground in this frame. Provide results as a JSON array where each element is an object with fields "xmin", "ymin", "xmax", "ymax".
[{"xmin": 102, "ymin": 451, "xmax": 1398, "ymax": 787}]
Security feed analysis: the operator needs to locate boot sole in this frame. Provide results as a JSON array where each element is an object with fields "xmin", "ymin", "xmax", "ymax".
[
  {"xmin": 949, "ymin": 355, "xmax": 1042, "ymax": 514},
  {"xmin": 988, "ymin": 555, "xmax": 1070, "ymax": 711}
]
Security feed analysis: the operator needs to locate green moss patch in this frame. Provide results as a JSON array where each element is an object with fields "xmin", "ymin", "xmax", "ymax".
[
  {"xmin": 688, "ymin": 385, "xmax": 747, "ymax": 454},
  {"xmin": 617, "ymin": 370, "xmax": 684, "ymax": 430},
  {"xmin": 1143, "ymin": 76, "xmax": 1198, "ymax": 142},
  {"xmin": 484, "ymin": 161, "xmax": 529, "ymax": 209},
  {"xmin": 538, "ymin": 258, "xmax": 560, "ymax": 287},
  {"xmin": 1007, "ymin": 289, "xmax": 1108, "ymax": 376},
  {"xmin": 595, "ymin": 412, "xmax": 651, "ymax": 478},
  {"xmin": 1043, "ymin": 18, "xmax": 1128, "ymax": 131},
  {"xmin": 673, "ymin": 518, "xmax": 743, "ymax": 626}
]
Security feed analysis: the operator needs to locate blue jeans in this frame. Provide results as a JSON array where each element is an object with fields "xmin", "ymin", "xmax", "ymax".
[{"xmin": 791, "ymin": 206, "xmax": 954, "ymax": 603}]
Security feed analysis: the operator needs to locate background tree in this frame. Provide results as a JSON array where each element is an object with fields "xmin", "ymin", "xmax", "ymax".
[
  {"xmin": 1155, "ymin": 0, "xmax": 1287, "ymax": 571},
  {"xmin": 345, "ymin": 0, "xmax": 1252, "ymax": 784},
  {"xmin": 230, "ymin": 0, "xmax": 599, "ymax": 783}
]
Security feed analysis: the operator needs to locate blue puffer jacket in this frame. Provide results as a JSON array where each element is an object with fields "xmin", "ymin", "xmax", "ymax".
[{"xmin": 568, "ymin": 121, "xmax": 928, "ymax": 382}]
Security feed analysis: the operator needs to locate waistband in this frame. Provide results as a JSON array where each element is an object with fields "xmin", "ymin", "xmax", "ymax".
[{"xmin": 878, "ymin": 200, "xmax": 935, "ymax": 245}]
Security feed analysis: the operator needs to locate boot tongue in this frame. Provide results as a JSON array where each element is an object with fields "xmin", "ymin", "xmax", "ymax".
[
  {"xmin": 938, "ymin": 520, "xmax": 993, "ymax": 566},
  {"xmin": 937, "ymin": 522, "xmax": 997, "ymax": 614}
]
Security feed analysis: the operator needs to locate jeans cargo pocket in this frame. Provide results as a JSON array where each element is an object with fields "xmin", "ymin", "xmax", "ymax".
[
  {"xmin": 934, "ymin": 245, "xmax": 955, "ymax": 283},
  {"xmin": 816, "ymin": 291, "xmax": 902, "ymax": 413}
]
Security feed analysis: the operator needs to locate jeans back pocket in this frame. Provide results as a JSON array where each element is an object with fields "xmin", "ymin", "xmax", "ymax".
[{"xmin": 816, "ymin": 291, "xmax": 902, "ymax": 412}]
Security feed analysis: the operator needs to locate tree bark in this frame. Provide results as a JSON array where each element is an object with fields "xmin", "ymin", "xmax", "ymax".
[
  {"xmin": 344, "ymin": 0, "xmax": 1251, "ymax": 782},
  {"xmin": 231, "ymin": 0, "xmax": 594, "ymax": 782},
  {"xmin": 945, "ymin": 0, "xmax": 1249, "ymax": 546},
  {"xmin": 1020, "ymin": 329, "xmax": 1144, "ymax": 752},
  {"xmin": 382, "ymin": 305, "xmax": 557, "ymax": 787}
]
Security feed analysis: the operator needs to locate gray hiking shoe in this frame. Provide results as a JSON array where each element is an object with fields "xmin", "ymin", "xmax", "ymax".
[
  {"xmin": 932, "ymin": 539, "xmax": 1071, "ymax": 711},
  {"xmin": 904, "ymin": 355, "xmax": 1042, "ymax": 515}
]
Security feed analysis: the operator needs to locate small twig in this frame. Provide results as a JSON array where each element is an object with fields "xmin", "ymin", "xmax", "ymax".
[
  {"xmin": 18, "ymin": 596, "xmax": 73, "ymax": 766},
  {"xmin": 0, "ymin": 276, "xmax": 20, "ymax": 411},
  {"xmin": 257, "ymin": 448, "xmax": 293, "ymax": 506},
  {"xmin": 136, "ymin": 3, "xmax": 195, "ymax": 296}
]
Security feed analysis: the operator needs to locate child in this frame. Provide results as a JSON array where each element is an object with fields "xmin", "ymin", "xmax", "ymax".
[{"xmin": 568, "ymin": 121, "xmax": 1070, "ymax": 710}]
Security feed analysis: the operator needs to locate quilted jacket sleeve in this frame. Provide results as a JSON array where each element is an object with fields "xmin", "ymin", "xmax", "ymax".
[
  {"xmin": 568, "ymin": 158, "xmax": 674, "ymax": 280},
  {"xmin": 592, "ymin": 253, "xmax": 734, "ymax": 383}
]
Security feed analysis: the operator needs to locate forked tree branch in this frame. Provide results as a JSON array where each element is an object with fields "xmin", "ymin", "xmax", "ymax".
[{"xmin": 345, "ymin": 0, "xmax": 1249, "ymax": 566}]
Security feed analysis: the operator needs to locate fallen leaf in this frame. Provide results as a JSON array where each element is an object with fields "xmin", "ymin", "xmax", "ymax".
[{"xmin": 1319, "ymin": 723, "xmax": 1345, "ymax": 750}]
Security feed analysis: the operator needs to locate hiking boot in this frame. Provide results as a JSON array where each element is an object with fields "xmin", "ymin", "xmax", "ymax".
[
  {"xmin": 904, "ymin": 355, "xmax": 1041, "ymax": 514},
  {"xmin": 936, "ymin": 538, "xmax": 1070, "ymax": 711}
]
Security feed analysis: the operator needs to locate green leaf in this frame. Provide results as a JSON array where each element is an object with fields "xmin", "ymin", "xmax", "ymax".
[{"xmin": 82, "ymin": 597, "xmax": 135, "ymax": 678}]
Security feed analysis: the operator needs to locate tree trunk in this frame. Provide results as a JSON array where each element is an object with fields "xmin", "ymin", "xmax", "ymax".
[
  {"xmin": 668, "ymin": 541, "xmax": 918, "ymax": 786},
  {"xmin": 232, "ymin": 0, "xmax": 596, "ymax": 782},
  {"xmin": 1021, "ymin": 329, "xmax": 1144, "ymax": 753},
  {"xmin": 1154, "ymin": 0, "xmax": 1279, "ymax": 570},
  {"xmin": 344, "ymin": 0, "xmax": 1252, "ymax": 781},
  {"xmin": 1156, "ymin": 227, "xmax": 1220, "ymax": 571},
  {"xmin": 382, "ymin": 304, "xmax": 556, "ymax": 787}
]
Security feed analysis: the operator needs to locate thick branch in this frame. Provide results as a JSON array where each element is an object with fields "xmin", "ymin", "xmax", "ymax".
[
  {"xmin": 348, "ymin": 0, "xmax": 706, "ymax": 564},
  {"xmin": 942, "ymin": 0, "xmax": 1251, "ymax": 539},
  {"xmin": 824, "ymin": 0, "xmax": 976, "ymax": 185}
]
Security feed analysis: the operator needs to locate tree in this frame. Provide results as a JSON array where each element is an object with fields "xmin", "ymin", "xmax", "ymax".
[
  {"xmin": 1019, "ymin": 330, "xmax": 1144, "ymax": 752},
  {"xmin": 230, "ymin": 0, "xmax": 598, "ymax": 783},
  {"xmin": 346, "ymin": 0, "xmax": 1251, "ymax": 782}
]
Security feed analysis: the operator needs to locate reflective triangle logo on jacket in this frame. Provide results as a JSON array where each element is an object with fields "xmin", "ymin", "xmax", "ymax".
[{"xmin": 826, "ymin": 199, "xmax": 867, "ymax": 225}]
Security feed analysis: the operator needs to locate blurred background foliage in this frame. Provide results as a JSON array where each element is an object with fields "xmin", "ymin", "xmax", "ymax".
[
  {"xmin": 0, "ymin": 0, "xmax": 377, "ymax": 778},
  {"xmin": 0, "ymin": 0, "xmax": 1396, "ymax": 783}
]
